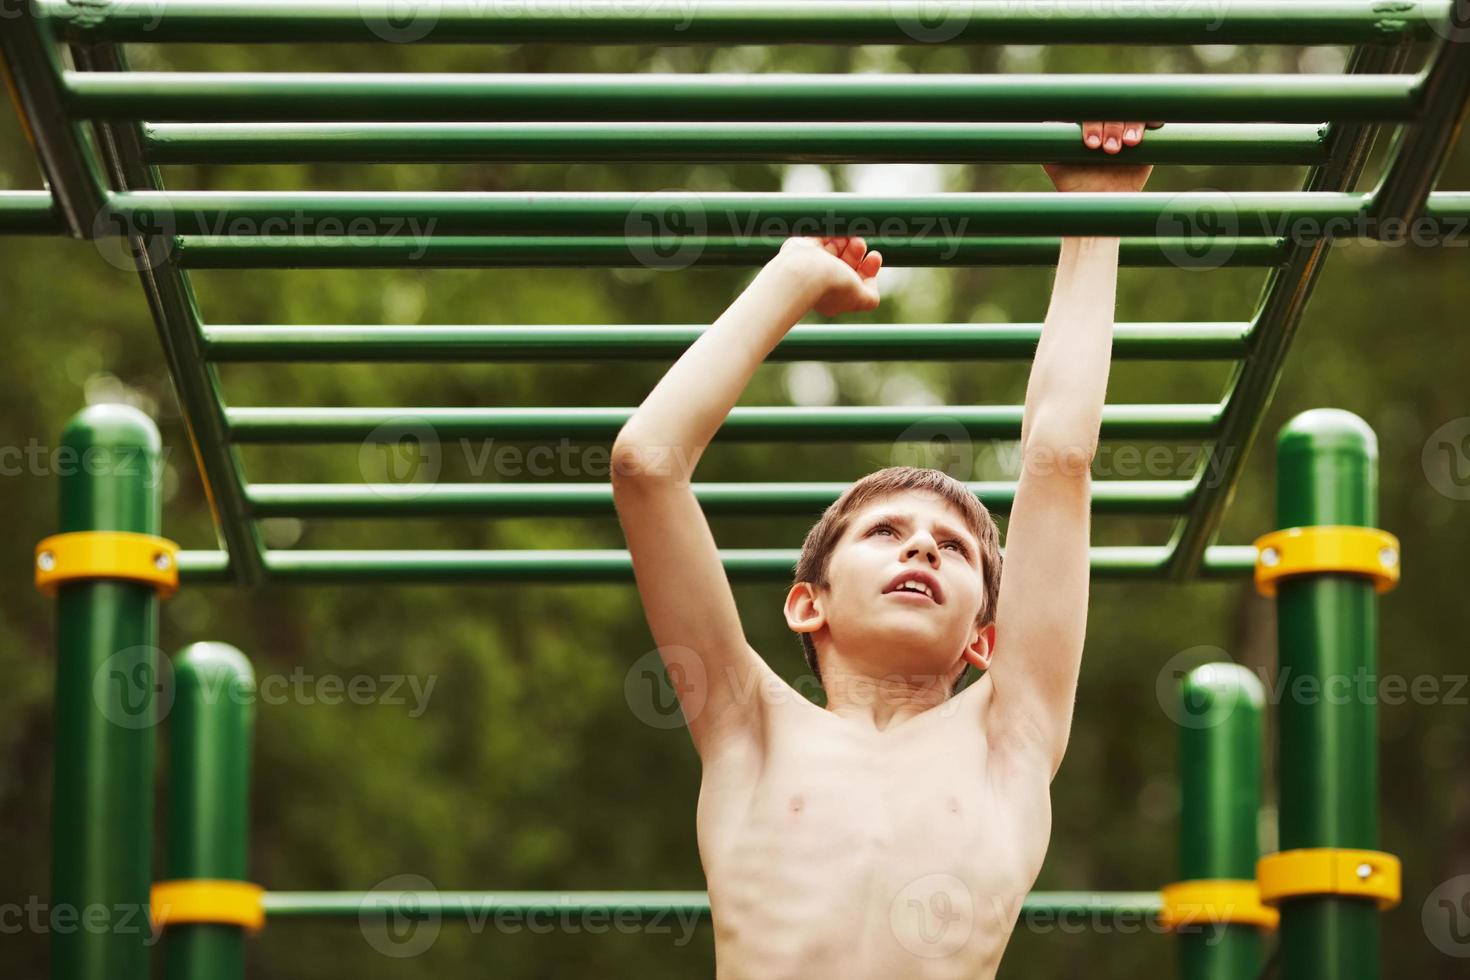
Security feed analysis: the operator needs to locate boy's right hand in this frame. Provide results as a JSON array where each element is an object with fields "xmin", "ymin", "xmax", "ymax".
[{"xmin": 777, "ymin": 236, "xmax": 883, "ymax": 317}]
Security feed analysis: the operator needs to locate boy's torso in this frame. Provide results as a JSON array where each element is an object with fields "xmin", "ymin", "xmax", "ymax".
[{"xmin": 695, "ymin": 674, "xmax": 1053, "ymax": 980}]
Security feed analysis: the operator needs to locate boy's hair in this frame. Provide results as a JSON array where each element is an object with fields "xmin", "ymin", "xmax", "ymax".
[{"xmin": 792, "ymin": 466, "xmax": 1002, "ymax": 695}]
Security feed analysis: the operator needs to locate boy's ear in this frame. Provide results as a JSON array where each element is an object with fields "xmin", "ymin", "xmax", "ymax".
[
  {"xmin": 962, "ymin": 622, "xmax": 996, "ymax": 670},
  {"xmin": 784, "ymin": 581, "xmax": 825, "ymax": 635}
]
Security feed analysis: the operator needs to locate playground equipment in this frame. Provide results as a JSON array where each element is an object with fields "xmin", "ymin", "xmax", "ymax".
[{"xmin": 6, "ymin": 1, "xmax": 1464, "ymax": 977}]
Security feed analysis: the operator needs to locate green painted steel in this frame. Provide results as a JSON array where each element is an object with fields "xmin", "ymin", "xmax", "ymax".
[
  {"xmin": 1367, "ymin": 36, "xmax": 1470, "ymax": 232},
  {"xmin": 172, "ymin": 235, "xmax": 1295, "ymax": 269},
  {"xmin": 142, "ymin": 122, "xmax": 1332, "ymax": 166},
  {"xmin": 243, "ymin": 480, "xmax": 1197, "ymax": 519},
  {"xmin": 49, "ymin": 405, "xmax": 163, "ymax": 980},
  {"xmin": 199, "ymin": 322, "xmax": 1251, "ymax": 363},
  {"xmin": 0, "ymin": 191, "xmax": 63, "ymax": 233},
  {"xmin": 223, "ymin": 403, "xmax": 1223, "ymax": 443},
  {"xmin": 1178, "ymin": 664, "xmax": 1268, "ymax": 980},
  {"xmin": 93, "ymin": 189, "xmax": 1470, "ymax": 238},
  {"xmin": 1273, "ymin": 410, "xmax": 1382, "ymax": 980},
  {"xmin": 62, "ymin": 71, "xmax": 1423, "ymax": 123},
  {"xmin": 162, "ymin": 644, "xmax": 256, "ymax": 980},
  {"xmin": 1167, "ymin": 42, "xmax": 1409, "ymax": 578},
  {"xmin": 259, "ymin": 889, "xmax": 1163, "ymax": 919},
  {"xmin": 169, "ymin": 544, "xmax": 1259, "ymax": 585},
  {"xmin": 70, "ymin": 43, "xmax": 269, "ymax": 584},
  {"xmin": 0, "ymin": 2, "xmax": 108, "ymax": 236},
  {"xmin": 37, "ymin": 0, "xmax": 1451, "ymax": 45}
]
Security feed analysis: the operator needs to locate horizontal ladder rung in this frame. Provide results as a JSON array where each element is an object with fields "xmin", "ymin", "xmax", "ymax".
[
  {"xmin": 64, "ymin": 72, "xmax": 1422, "ymax": 123},
  {"xmin": 224, "ymin": 404, "xmax": 1225, "ymax": 443},
  {"xmin": 0, "ymin": 191, "xmax": 62, "ymax": 234},
  {"xmin": 174, "ymin": 236, "xmax": 1294, "ymax": 269},
  {"xmin": 175, "ymin": 546, "xmax": 1260, "ymax": 583},
  {"xmin": 261, "ymin": 889, "xmax": 1166, "ymax": 919},
  {"xmin": 40, "ymin": 0, "xmax": 1450, "ymax": 45},
  {"xmin": 141, "ymin": 122, "xmax": 1332, "ymax": 166},
  {"xmin": 244, "ymin": 480, "xmax": 1200, "ymax": 518},
  {"xmin": 201, "ymin": 322, "xmax": 1252, "ymax": 362},
  {"xmin": 100, "ymin": 189, "xmax": 1470, "ymax": 238}
]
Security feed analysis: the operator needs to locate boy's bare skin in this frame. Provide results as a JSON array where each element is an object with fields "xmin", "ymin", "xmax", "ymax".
[{"xmin": 612, "ymin": 121, "xmax": 1159, "ymax": 978}]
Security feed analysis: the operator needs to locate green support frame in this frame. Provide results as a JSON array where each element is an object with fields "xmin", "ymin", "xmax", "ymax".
[
  {"xmin": 11, "ymin": 3, "xmax": 1433, "ymax": 978},
  {"xmin": 3, "ymin": 0, "xmax": 1461, "ymax": 586}
]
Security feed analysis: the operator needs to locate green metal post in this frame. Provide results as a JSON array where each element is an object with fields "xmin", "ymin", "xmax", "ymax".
[
  {"xmin": 161, "ymin": 643, "xmax": 256, "ymax": 980},
  {"xmin": 1178, "ymin": 663, "xmax": 1268, "ymax": 980},
  {"xmin": 48, "ymin": 404, "xmax": 163, "ymax": 980},
  {"xmin": 1273, "ymin": 410, "xmax": 1381, "ymax": 980}
]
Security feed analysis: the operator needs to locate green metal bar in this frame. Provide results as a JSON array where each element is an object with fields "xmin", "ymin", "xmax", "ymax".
[
  {"xmin": 224, "ymin": 403, "xmax": 1223, "ymax": 443},
  {"xmin": 1167, "ymin": 40, "xmax": 1411, "ymax": 578},
  {"xmin": 38, "ymin": 0, "xmax": 1451, "ymax": 45},
  {"xmin": 71, "ymin": 42, "xmax": 268, "ymax": 585},
  {"xmin": 48, "ymin": 404, "xmax": 163, "ymax": 980},
  {"xmin": 62, "ymin": 72, "xmax": 1423, "ymax": 123},
  {"xmin": 1177, "ymin": 664, "xmax": 1269, "ymax": 980},
  {"xmin": 173, "ymin": 236, "xmax": 1293, "ymax": 269},
  {"xmin": 161, "ymin": 644, "xmax": 256, "ymax": 980},
  {"xmin": 1366, "ymin": 34, "xmax": 1470, "ymax": 233},
  {"xmin": 0, "ymin": 190, "xmax": 63, "ymax": 233},
  {"xmin": 260, "ymin": 888, "xmax": 1162, "ymax": 920},
  {"xmin": 98, "ymin": 189, "xmax": 1470, "ymax": 238},
  {"xmin": 243, "ymin": 479, "xmax": 1198, "ymax": 519},
  {"xmin": 1273, "ymin": 410, "xmax": 1383, "ymax": 980},
  {"xmin": 140, "ymin": 122, "xmax": 1333, "ymax": 166},
  {"xmin": 173, "ymin": 545, "xmax": 1259, "ymax": 585},
  {"xmin": 0, "ymin": 2, "xmax": 108, "ymax": 236},
  {"xmin": 200, "ymin": 322, "xmax": 1252, "ymax": 363}
]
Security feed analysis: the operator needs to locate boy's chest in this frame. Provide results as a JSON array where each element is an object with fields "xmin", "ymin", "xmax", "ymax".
[{"xmin": 697, "ymin": 708, "xmax": 1052, "ymax": 890}]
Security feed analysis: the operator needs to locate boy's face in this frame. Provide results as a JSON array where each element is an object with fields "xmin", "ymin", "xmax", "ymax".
[{"xmin": 807, "ymin": 490, "xmax": 991, "ymax": 682}]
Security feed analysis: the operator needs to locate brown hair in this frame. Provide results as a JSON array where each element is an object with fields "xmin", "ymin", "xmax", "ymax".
[{"xmin": 792, "ymin": 466, "xmax": 1002, "ymax": 695}]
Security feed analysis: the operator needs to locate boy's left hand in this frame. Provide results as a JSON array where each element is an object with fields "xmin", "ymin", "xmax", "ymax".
[{"xmin": 1043, "ymin": 121, "xmax": 1164, "ymax": 194}]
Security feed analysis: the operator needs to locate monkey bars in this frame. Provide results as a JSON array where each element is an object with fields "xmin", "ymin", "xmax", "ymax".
[{"xmin": 3, "ymin": 0, "xmax": 1466, "ymax": 593}]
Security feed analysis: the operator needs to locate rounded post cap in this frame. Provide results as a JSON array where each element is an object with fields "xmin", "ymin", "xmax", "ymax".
[
  {"xmin": 174, "ymin": 642, "xmax": 255, "ymax": 689},
  {"xmin": 1277, "ymin": 409, "xmax": 1377, "ymax": 462},
  {"xmin": 1181, "ymin": 661, "xmax": 1266, "ymax": 711},
  {"xmin": 61, "ymin": 403, "xmax": 162, "ymax": 455}
]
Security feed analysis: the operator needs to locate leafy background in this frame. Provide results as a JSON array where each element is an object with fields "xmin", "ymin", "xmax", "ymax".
[{"xmin": 2, "ymin": 33, "xmax": 1469, "ymax": 979}]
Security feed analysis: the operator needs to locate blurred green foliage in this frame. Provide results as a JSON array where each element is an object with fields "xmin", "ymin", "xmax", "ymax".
[{"xmin": 2, "ymin": 35, "xmax": 1469, "ymax": 980}]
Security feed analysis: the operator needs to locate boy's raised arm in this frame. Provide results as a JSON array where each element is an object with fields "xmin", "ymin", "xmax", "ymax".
[
  {"xmin": 984, "ymin": 122, "xmax": 1158, "ymax": 778},
  {"xmin": 612, "ymin": 237, "xmax": 882, "ymax": 759}
]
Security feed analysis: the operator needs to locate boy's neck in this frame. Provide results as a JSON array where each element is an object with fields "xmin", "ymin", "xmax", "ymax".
[{"xmin": 818, "ymin": 661, "xmax": 955, "ymax": 731}]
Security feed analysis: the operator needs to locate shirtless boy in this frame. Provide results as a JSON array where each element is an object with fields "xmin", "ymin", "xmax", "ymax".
[{"xmin": 611, "ymin": 121, "xmax": 1158, "ymax": 979}]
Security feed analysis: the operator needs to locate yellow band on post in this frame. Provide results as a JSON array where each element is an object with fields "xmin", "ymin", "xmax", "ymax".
[
  {"xmin": 1256, "ymin": 849, "xmax": 1401, "ymax": 910},
  {"xmin": 1159, "ymin": 879, "xmax": 1279, "ymax": 931},
  {"xmin": 1253, "ymin": 525, "xmax": 1400, "ymax": 597},
  {"xmin": 35, "ymin": 531, "xmax": 180, "ymax": 598},
  {"xmin": 151, "ymin": 880, "xmax": 265, "ymax": 933}
]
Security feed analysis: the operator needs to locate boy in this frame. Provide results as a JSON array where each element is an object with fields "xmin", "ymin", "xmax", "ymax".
[{"xmin": 611, "ymin": 121, "xmax": 1158, "ymax": 978}]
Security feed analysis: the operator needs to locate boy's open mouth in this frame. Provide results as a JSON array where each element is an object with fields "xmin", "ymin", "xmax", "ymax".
[{"xmin": 882, "ymin": 570, "xmax": 943, "ymax": 604}]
